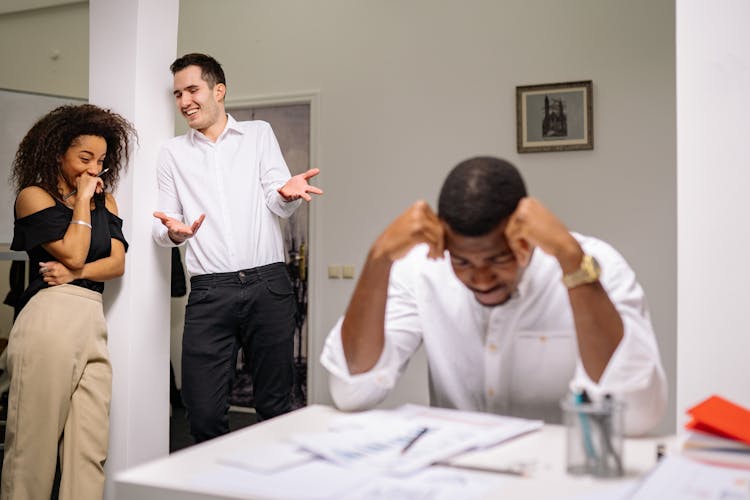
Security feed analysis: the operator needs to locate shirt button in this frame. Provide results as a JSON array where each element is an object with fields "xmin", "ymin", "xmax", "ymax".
[
  {"xmin": 487, "ymin": 343, "xmax": 497, "ymax": 353},
  {"xmin": 539, "ymin": 336, "xmax": 547, "ymax": 343},
  {"xmin": 487, "ymin": 388, "xmax": 495, "ymax": 397}
]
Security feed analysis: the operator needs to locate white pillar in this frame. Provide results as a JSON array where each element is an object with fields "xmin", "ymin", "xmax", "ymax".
[
  {"xmin": 88, "ymin": 1, "xmax": 178, "ymax": 498},
  {"xmin": 676, "ymin": 0, "xmax": 750, "ymax": 425}
]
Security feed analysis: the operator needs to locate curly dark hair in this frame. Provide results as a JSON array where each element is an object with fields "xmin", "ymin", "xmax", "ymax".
[
  {"xmin": 11, "ymin": 104, "xmax": 136, "ymax": 198},
  {"xmin": 438, "ymin": 156, "xmax": 527, "ymax": 236}
]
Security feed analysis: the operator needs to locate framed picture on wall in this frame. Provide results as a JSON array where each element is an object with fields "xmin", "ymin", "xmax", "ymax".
[{"xmin": 516, "ymin": 80, "xmax": 593, "ymax": 153}]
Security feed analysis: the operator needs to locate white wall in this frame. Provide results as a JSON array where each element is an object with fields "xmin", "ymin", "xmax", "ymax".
[
  {"xmin": 0, "ymin": 2, "xmax": 90, "ymax": 365},
  {"xmin": 177, "ymin": 0, "xmax": 676, "ymax": 431},
  {"xmin": 0, "ymin": 4, "xmax": 176, "ymax": 499},
  {"xmin": 0, "ymin": 0, "xmax": 678, "ymax": 432},
  {"xmin": 0, "ymin": 2, "xmax": 88, "ymax": 97},
  {"xmin": 0, "ymin": 0, "xmax": 84, "ymax": 16},
  {"xmin": 676, "ymin": 0, "xmax": 750, "ymax": 423},
  {"xmin": 88, "ymin": 2, "xmax": 179, "ymax": 498}
]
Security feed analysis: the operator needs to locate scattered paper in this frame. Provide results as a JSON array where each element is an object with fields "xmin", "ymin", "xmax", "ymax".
[
  {"xmin": 218, "ymin": 442, "xmax": 315, "ymax": 472},
  {"xmin": 288, "ymin": 405, "xmax": 542, "ymax": 475},
  {"xmin": 189, "ymin": 460, "xmax": 378, "ymax": 500},
  {"xmin": 627, "ymin": 454, "xmax": 750, "ymax": 499},
  {"xmin": 203, "ymin": 404, "xmax": 542, "ymax": 499},
  {"xmin": 346, "ymin": 466, "xmax": 505, "ymax": 500}
]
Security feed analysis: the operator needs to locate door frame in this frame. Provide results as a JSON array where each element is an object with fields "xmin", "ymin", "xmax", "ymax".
[{"xmin": 226, "ymin": 91, "xmax": 321, "ymax": 403}]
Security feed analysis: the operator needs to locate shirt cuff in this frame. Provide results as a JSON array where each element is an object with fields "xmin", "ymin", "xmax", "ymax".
[
  {"xmin": 320, "ymin": 318, "xmax": 397, "ymax": 411},
  {"xmin": 270, "ymin": 191, "xmax": 303, "ymax": 218},
  {"xmin": 569, "ymin": 323, "xmax": 667, "ymax": 436},
  {"xmin": 152, "ymin": 215, "xmax": 187, "ymax": 248}
]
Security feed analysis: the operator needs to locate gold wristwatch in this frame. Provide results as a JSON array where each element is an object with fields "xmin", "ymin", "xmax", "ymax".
[{"xmin": 562, "ymin": 254, "xmax": 601, "ymax": 289}]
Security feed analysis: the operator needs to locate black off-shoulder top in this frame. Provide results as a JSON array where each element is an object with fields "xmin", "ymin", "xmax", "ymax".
[{"xmin": 10, "ymin": 193, "xmax": 128, "ymax": 313}]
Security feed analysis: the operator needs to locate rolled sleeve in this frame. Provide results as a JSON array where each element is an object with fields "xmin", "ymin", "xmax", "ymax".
[
  {"xmin": 571, "ymin": 330, "xmax": 667, "ymax": 436},
  {"xmin": 571, "ymin": 237, "xmax": 667, "ymax": 436},
  {"xmin": 320, "ymin": 251, "xmax": 426, "ymax": 411},
  {"xmin": 321, "ymin": 318, "xmax": 400, "ymax": 411}
]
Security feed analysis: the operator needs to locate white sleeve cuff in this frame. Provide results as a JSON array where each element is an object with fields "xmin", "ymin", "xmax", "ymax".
[
  {"xmin": 570, "ymin": 323, "xmax": 667, "ymax": 436},
  {"xmin": 265, "ymin": 185, "xmax": 303, "ymax": 219},
  {"xmin": 152, "ymin": 212, "xmax": 187, "ymax": 248},
  {"xmin": 320, "ymin": 318, "xmax": 399, "ymax": 411}
]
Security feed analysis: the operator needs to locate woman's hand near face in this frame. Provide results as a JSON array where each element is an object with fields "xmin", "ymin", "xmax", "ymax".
[{"xmin": 75, "ymin": 172, "xmax": 104, "ymax": 200}]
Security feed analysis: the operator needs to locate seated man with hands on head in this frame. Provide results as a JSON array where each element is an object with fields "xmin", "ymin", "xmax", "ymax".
[{"xmin": 321, "ymin": 156, "xmax": 666, "ymax": 436}]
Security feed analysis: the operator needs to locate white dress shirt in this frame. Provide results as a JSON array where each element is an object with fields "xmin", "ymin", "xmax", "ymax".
[
  {"xmin": 321, "ymin": 234, "xmax": 667, "ymax": 436},
  {"xmin": 153, "ymin": 115, "xmax": 301, "ymax": 275}
]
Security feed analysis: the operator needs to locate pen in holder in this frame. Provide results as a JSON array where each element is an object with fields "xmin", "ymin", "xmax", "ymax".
[{"xmin": 560, "ymin": 391, "xmax": 625, "ymax": 478}]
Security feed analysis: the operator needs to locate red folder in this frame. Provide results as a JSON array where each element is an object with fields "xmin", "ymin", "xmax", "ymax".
[{"xmin": 685, "ymin": 395, "xmax": 750, "ymax": 446}]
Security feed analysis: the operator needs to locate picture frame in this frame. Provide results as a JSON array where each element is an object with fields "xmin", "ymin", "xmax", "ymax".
[{"xmin": 516, "ymin": 80, "xmax": 593, "ymax": 153}]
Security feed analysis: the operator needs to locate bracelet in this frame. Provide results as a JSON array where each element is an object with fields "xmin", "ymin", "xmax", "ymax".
[{"xmin": 70, "ymin": 219, "xmax": 92, "ymax": 229}]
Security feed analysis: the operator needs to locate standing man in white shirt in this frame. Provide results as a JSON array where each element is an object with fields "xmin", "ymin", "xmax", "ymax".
[
  {"xmin": 321, "ymin": 156, "xmax": 666, "ymax": 436},
  {"xmin": 153, "ymin": 53, "xmax": 322, "ymax": 443}
]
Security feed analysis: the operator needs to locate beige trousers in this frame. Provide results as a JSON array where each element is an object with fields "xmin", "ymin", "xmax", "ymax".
[{"xmin": 1, "ymin": 285, "xmax": 111, "ymax": 500}]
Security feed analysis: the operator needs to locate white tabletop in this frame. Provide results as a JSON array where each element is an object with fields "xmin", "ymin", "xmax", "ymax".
[{"xmin": 115, "ymin": 404, "xmax": 673, "ymax": 500}]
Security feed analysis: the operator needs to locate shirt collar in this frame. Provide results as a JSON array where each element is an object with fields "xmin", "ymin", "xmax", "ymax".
[
  {"xmin": 224, "ymin": 114, "xmax": 244, "ymax": 135},
  {"xmin": 187, "ymin": 113, "xmax": 244, "ymax": 145}
]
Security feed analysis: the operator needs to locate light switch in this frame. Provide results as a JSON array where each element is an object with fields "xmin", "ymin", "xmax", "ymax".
[
  {"xmin": 328, "ymin": 265, "xmax": 342, "ymax": 279},
  {"xmin": 342, "ymin": 265, "xmax": 356, "ymax": 279}
]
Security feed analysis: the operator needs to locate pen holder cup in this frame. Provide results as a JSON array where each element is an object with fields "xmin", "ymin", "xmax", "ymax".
[{"xmin": 560, "ymin": 396, "xmax": 625, "ymax": 478}]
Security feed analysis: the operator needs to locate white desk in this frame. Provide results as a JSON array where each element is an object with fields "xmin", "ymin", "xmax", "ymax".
[{"xmin": 116, "ymin": 405, "xmax": 673, "ymax": 500}]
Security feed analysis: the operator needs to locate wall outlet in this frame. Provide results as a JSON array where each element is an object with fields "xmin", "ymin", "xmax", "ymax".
[
  {"xmin": 328, "ymin": 265, "xmax": 342, "ymax": 279},
  {"xmin": 342, "ymin": 265, "xmax": 356, "ymax": 279}
]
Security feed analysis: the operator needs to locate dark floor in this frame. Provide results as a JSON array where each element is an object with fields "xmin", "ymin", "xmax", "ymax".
[{"xmin": 170, "ymin": 405, "xmax": 258, "ymax": 452}]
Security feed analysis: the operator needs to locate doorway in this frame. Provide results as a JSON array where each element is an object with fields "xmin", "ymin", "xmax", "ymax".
[{"xmin": 226, "ymin": 103, "xmax": 311, "ymax": 410}]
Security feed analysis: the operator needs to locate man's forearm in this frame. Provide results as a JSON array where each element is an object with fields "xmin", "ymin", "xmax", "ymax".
[
  {"xmin": 340, "ymin": 251, "xmax": 394, "ymax": 374},
  {"xmin": 568, "ymin": 282, "xmax": 624, "ymax": 383},
  {"xmin": 555, "ymin": 239, "xmax": 624, "ymax": 383}
]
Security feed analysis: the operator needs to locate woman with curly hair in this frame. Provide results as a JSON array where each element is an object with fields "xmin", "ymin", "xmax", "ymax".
[{"xmin": 1, "ymin": 104, "xmax": 136, "ymax": 500}]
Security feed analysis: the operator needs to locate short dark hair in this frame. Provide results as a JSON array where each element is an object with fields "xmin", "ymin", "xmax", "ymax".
[
  {"xmin": 170, "ymin": 53, "xmax": 226, "ymax": 88},
  {"xmin": 438, "ymin": 156, "xmax": 527, "ymax": 236},
  {"xmin": 11, "ymin": 104, "xmax": 136, "ymax": 199}
]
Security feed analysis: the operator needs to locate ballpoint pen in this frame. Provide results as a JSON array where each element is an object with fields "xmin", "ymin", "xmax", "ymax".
[
  {"xmin": 63, "ymin": 168, "xmax": 110, "ymax": 200},
  {"xmin": 433, "ymin": 460, "xmax": 529, "ymax": 477},
  {"xmin": 401, "ymin": 427, "xmax": 429, "ymax": 455},
  {"xmin": 575, "ymin": 390, "xmax": 598, "ymax": 472},
  {"xmin": 597, "ymin": 394, "xmax": 624, "ymax": 476}
]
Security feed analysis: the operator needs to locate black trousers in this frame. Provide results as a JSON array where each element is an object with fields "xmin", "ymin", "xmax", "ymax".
[{"xmin": 181, "ymin": 262, "xmax": 296, "ymax": 443}]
